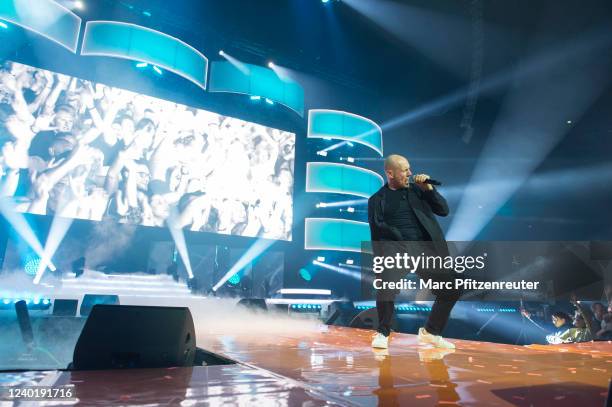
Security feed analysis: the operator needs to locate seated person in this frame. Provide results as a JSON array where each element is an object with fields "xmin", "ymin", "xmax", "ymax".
[
  {"xmin": 595, "ymin": 313, "xmax": 612, "ymax": 340},
  {"xmin": 547, "ymin": 313, "xmax": 592, "ymax": 344}
]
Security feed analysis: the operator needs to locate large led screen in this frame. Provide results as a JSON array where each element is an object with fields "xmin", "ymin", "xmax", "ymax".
[{"xmin": 0, "ymin": 61, "xmax": 295, "ymax": 240}]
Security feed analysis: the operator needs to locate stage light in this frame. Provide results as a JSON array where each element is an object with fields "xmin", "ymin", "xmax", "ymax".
[
  {"xmin": 152, "ymin": 65, "xmax": 163, "ymax": 75},
  {"xmin": 218, "ymin": 50, "xmax": 250, "ymax": 75},
  {"xmin": 212, "ymin": 239, "xmax": 275, "ymax": 291},
  {"xmin": 316, "ymin": 256, "xmax": 326, "ymax": 262},
  {"xmin": 347, "ymin": 207, "xmax": 355, "ymax": 213},
  {"xmin": 33, "ymin": 298, "xmax": 40, "ymax": 305},
  {"xmin": 167, "ymin": 225, "xmax": 193, "ymax": 279},
  {"xmin": 566, "ymin": 120, "xmax": 572, "ymax": 124},
  {"xmin": 136, "ymin": 62, "xmax": 148, "ymax": 68},
  {"xmin": 268, "ymin": 61, "xmax": 275, "ymax": 68},
  {"xmin": 0, "ymin": 197, "xmax": 56, "ymax": 274},
  {"xmin": 34, "ymin": 215, "xmax": 73, "ymax": 284},
  {"xmin": 322, "ymin": 0, "xmax": 330, "ymax": 3},
  {"xmin": 250, "ymin": 95, "xmax": 261, "ymax": 101},
  {"xmin": 143, "ymin": 10, "xmax": 152, "ymax": 17},
  {"xmin": 24, "ymin": 256, "xmax": 40, "ymax": 276},
  {"xmin": 313, "ymin": 260, "xmax": 365, "ymax": 282},
  {"xmin": 0, "ymin": 21, "xmax": 8, "ymax": 29},
  {"xmin": 315, "ymin": 199, "xmax": 367, "ymax": 209},
  {"xmin": 316, "ymin": 151, "xmax": 328, "ymax": 157},
  {"xmin": 299, "ymin": 268, "xmax": 312, "ymax": 281},
  {"xmin": 42, "ymin": 299, "xmax": 50, "ymax": 305},
  {"xmin": 74, "ymin": 1, "xmax": 84, "ymax": 10},
  {"xmin": 346, "ymin": 259, "xmax": 354, "ymax": 265},
  {"xmin": 347, "ymin": 142, "xmax": 354, "ymax": 147},
  {"xmin": 2, "ymin": 299, "xmax": 10, "ymax": 305},
  {"xmin": 346, "ymin": 157, "xmax": 355, "ymax": 163},
  {"xmin": 228, "ymin": 273, "xmax": 241, "ymax": 285},
  {"xmin": 265, "ymin": 98, "xmax": 274, "ymax": 105}
]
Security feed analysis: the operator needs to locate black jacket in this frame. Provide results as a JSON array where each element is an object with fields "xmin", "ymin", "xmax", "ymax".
[{"xmin": 367, "ymin": 183, "xmax": 449, "ymax": 243}]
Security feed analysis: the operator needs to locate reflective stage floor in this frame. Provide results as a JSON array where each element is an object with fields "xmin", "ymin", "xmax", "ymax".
[
  {"xmin": 2, "ymin": 326, "xmax": 610, "ymax": 406},
  {"xmin": 201, "ymin": 326, "xmax": 611, "ymax": 406}
]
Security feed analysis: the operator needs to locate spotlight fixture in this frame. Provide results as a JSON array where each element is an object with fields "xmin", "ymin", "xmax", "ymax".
[
  {"xmin": 135, "ymin": 62, "xmax": 148, "ymax": 68},
  {"xmin": 347, "ymin": 207, "xmax": 355, "ymax": 213},
  {"xmin": 219, "ymin": 50, "xmax": 225, "ymax": 56},
  {"xmin": 316, "ymin": 151, "xmax": 328, "ymax": 157},
  {"xmin": 346, "ymin": 157, "xmax": 355, "ymax": 163},
  {"xmin": 74, "ymin": 1, "xmax": 84, "ymax": 10},
  {"xmin": 250, "ymin": 95, "xmax": 262, "ymax": 101},
  {"xmin": 152, "ymin": 65, "xmax": 163, "ymax": 75},
  {"xmin": 316, "ymin": 256, "xmax": 326, "ymax": 262},
  {"xmin": 265, "ymin": 98, "xmax": 274, "ymax": 105},
  {"xmin": 346, "ymin": 259, "xmax": 354, "ymax": 265},
  {"xmin": 268, "ymin": 61, "xmax": 275, "ymax": 68}
]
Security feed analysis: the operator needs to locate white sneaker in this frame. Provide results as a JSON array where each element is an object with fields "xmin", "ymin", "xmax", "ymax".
[
  {"xmin": 418, "ymin": 327, "xmax": 455, "ymax": 349},
  {"xmin": 371, "ymin": 332, "xmax": 389, "ymax": 349}
]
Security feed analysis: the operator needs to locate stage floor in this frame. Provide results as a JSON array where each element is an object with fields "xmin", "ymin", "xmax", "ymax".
[
  {"xmin": 200, "ymin": 326, "xmax": 612, "ymax": 406},
  {"xmin": 1, "ymin": 326, "xmax": 610, "ymax": 406}
]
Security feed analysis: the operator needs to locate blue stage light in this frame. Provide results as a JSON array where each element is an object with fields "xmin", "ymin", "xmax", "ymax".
[
  {"xmin": 42, "ymin": 299, "xmax": 50, "ymax": 305},
  {"xmin": 250, "ymin": 95, "xmax": 261, "ymax": 101},
  {"xmin": 2, "ymin": 299, "xmax": 9, "ymax": 305},
  {"xmin": 228, "ymin": 273, "xmax": 241, "ymax": 285},
  {"xmin": 136, "ymin": 62, "xmax": 148, "ymax": 68},
  {"xmin": 265, "ymin": 98, "xmax": 274, "ymax": 105},
  {"xmin": 143, "ymin": 10, "xmax": 152, "ymax": 17},
  {"xmin": 322, "ymin": 0, "xmax": 330, "ymax": 3},
  {"xmin": 0, "ymin": 21, "xmax": 8, "ymax": 29},
  {"xmin": 153, "ymin": 65, "xmax": 163, "ymax": 75},
  {"xmin": 299, "ymin": 268, "xmax": 312, "ymax": 281},
  {"xmin": 33, "ymin": 298, "xmax": 40, "ymax": 305},
  {"xmin": 24, "ymin": 256, "xmax": 41, "ymax": 276}
]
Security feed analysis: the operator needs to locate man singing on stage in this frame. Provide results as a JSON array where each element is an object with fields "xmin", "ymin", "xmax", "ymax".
[{"xmin": 368, "ymin": 154, "xmax": 460, "ymax": 349}]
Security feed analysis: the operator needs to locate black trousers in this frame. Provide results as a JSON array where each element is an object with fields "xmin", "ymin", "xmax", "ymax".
[{"xmin": 376, "ymin": 271, "xmax": 462, "ymax": 337}]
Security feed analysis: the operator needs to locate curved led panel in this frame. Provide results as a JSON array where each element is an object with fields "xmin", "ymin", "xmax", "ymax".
[
  {"xmin": 306, "ymin": 162, "xmax": 384, "ymax": 198},
  {"xmin": 308, "ymin": 110, "xmax": 383, "ymax": 156},
  {"xmin": 209, "ymin": 61, "xmax": 305, "ymax": 116},
  {"xmin": 0, "ymin": 0, "xmax": 81, "ymax": 53},
  {"xmin": 304, "ymin": 218, "xmax": 370, "ymax": 253},
  {"xmin": 81, "ymin": 21, "xmax": 208, "ymax": 90}
]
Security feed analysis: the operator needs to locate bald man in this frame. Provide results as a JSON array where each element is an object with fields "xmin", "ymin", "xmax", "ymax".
[{"xmin": 368, "ymin": 154, "xmax": 460, "ymax": 349}]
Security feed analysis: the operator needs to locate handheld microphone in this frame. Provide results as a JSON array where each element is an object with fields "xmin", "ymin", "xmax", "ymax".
[{"xmin": 409, "ymin": 175, "xmax": 442, "ymax": 186}]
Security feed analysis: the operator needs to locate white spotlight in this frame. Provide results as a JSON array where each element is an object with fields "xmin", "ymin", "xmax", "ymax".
[
  {"xmin": 268, "ymin": 61, "xmax": 275, "ymax": 68},
  {"xmin": 316, "ymin": 256, "xmax": 326, "ymax": 262},
  {"xmin": 74, "ymin": 1, "xmax": 84, "ymax": 10}
]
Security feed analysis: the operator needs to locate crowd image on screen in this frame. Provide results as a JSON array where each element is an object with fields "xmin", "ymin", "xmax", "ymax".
[{"xmin": 0, "ymin": 61, "xmax": 295, "ymax": 240}]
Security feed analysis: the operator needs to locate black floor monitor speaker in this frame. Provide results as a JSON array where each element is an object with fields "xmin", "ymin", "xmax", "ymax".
[
  {"xmin": 325, "ymin": 301, "xmax": 356, "ymax": 326},
  {"xmin": 73, "ymin": 305, "xmax": 196, "ymax": 370},
  {"xmin": 53, "ymin": 299, "xmax": 78, "ymax": 316},
  {"xmin": 79, "ymin": 294, "xmax": 120, "ymax": 317}
]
